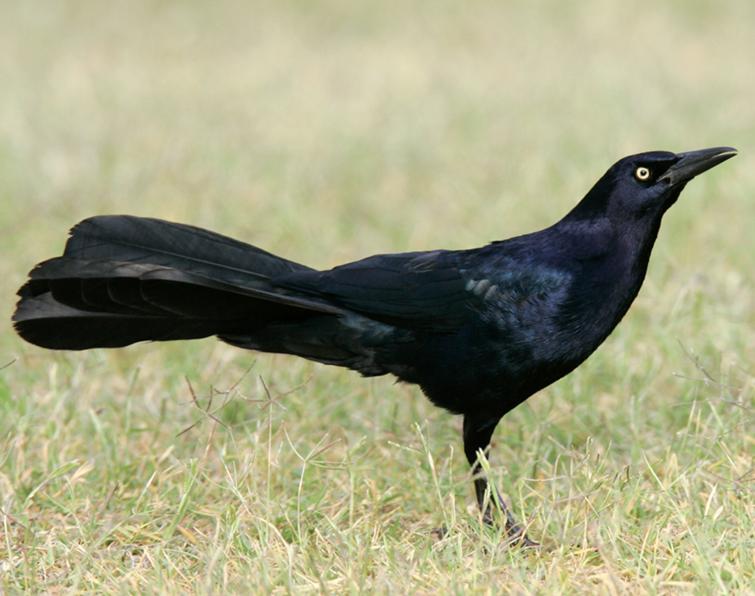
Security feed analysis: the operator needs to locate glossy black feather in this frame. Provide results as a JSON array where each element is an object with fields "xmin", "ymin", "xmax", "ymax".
[{"xmin": 12, "ymin": 147, "xmax": 736, "ymax": 541}]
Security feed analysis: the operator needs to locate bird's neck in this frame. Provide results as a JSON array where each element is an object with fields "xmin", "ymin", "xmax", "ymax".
[
  {"xmin": 555, "ymin": 211, "xmax": 663, "ymax": 276},
  {"xmin": 553, "ymin": 215, "xmax": 663, "ymax": 338}
]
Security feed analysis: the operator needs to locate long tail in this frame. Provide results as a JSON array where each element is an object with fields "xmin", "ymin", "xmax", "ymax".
[{"xmin": 13, "ymin": 216, "xmax": 360, "ymax": 362}]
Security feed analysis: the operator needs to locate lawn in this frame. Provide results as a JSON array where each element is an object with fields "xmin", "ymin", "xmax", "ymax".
[{"xmin": 0, "ymin": 1, "xmax": 753, "ymax": 593}]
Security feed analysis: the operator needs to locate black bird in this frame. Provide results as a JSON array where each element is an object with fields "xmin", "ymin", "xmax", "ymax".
[{"xmin": 13, "ymin": 146, "xmax": 736, "ymax": 544}]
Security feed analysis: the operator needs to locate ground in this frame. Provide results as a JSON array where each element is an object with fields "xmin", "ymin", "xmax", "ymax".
[{"xmin": 0, "ymin": 1, "xmax": 753, "ymax": 593}]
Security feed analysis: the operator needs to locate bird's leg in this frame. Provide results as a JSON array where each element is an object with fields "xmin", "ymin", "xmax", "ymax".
[{"xmin": 463, "ymin": 413, "xmax": 538, "ymax": 547}]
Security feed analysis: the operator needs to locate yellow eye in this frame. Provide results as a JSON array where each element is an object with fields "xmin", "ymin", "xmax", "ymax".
[{"xmin": 635, "ymin": 166, "xmax": 651, "ymax": 181}]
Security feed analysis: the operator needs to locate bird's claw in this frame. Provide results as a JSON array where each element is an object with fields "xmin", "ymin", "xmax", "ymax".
[{"xmin": 482, "ymin": 504, "xmax": 539, "ymax": 548}]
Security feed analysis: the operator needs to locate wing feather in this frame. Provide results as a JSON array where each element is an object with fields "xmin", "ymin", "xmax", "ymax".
[{"xmin": 278, "ymin": 251, "xmax": 475, "ymax": 329}]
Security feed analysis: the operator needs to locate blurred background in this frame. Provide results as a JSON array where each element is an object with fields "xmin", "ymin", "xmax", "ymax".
[
  {"xmin": 0, "ymin": 1, "xmax": 752, "ymax": 591},
  {"xmin": 1, "ymin": 2, "xmax": 753, "ymax": 270}
]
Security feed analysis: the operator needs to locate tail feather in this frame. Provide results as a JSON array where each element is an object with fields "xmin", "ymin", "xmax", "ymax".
[
  {"xmin": 12, "ymin": 216, "xmax": 367, "ymax": 364},
  {"xmin": 14, "ymin": 293, "xmax": 222, "ymax": 349},
  {"xmin": 63, "ymin": 215, "xmax": 310, "ymax": 283}
]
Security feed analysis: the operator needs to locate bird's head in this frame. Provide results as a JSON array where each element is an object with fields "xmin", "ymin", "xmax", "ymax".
[{"xmin": 567, "ymin": 146, "xmax": 737, "ymax": 224}]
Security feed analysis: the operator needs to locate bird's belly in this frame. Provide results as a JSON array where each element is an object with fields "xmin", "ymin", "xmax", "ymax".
[{"xmin": 395, "ymin": 317, "xmax": 607, "ymax": 416}]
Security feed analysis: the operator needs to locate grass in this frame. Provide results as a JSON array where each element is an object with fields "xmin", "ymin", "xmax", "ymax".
[{"xmin": 1, "ymin": 1, "xmax": 753, "ymax": 593}]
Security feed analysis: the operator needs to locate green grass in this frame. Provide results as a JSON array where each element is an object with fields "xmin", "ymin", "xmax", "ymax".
[{"xmin": 1, "ymin": 1, "xmax": 753, "ymax": 593}]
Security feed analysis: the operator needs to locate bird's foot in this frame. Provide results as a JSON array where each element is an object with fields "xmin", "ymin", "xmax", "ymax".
[
  {"xmin": 503, "ymin": 523, "xmax": 539, "ymax": 548},
  {"xmin": 432, "ymin": 519, "xmax": 538, "ymax": 548},
  {"xmin": 482, "ymin": 505, "xmax": 539, "ymax": 548}
]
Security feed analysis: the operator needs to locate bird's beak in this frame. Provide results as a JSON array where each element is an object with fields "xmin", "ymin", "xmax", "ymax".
[{"xmin": 659, "ymin": 146, "xmax": 738, "ymax": 186}]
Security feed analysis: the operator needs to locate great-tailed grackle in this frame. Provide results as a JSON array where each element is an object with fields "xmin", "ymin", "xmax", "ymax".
[{"xmin": 13, "ymin": 146, "xmax": 736, "ymax": 544}]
